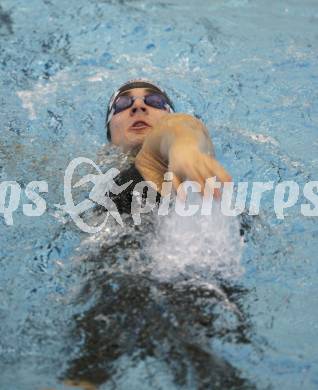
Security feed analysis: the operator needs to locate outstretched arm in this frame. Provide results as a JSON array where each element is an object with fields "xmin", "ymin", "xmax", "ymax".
[{"xmin": 135, "ymin": 113, "xmax": 231, "ymax": 195}]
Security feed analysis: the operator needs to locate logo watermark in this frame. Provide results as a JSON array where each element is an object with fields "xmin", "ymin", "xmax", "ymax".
[
  {"xmin": 0, "ymin": 157, "xmax": 317, "ymax": 232},
  {"xmin": 54, "ymin": 157, "xmax": 132, "ymax": 233}
]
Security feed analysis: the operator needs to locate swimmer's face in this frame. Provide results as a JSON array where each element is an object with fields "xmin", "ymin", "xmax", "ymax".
[{"xmin": 109, "ymin": 88, "xmax": 170, "ymax": 153}]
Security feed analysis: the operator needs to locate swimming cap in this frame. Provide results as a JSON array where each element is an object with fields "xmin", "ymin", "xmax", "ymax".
[{"xmin": 105, "ymin": 79, "xmax": 175, "ymax": 141}]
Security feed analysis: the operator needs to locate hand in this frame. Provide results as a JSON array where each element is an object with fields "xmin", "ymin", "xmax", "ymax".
[
  {"xmin": 168, "ymin": 142, "xmax": 232, "ymax": 198},
  {"xmin": 134, "ymin": 137, "xmax": 168, "ymax": 193},
  {"xmin": 134, "ymin": 113, "xmax": 232, "ymax": 197}
]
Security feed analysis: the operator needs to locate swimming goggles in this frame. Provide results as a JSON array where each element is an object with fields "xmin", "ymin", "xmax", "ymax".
[{"xmin": 107, "ymin": 92, "xmax": 173, "ymax": 124}]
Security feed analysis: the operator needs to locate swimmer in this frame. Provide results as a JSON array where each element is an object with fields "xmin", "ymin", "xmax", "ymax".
[
  {"xmin": 106, "ymin": 79, "xmax": 231, "ymax": 198},
  {"xmin": 62, "ymin": 82, "xmax": 245, "ymax": 389}
]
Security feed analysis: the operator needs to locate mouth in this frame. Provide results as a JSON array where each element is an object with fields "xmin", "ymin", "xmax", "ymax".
[{"xmin": 130, "ymin": 120, "xmax": 151, "ymax": 131}]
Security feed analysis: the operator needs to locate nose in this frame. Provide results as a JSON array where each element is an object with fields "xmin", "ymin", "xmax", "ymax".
[{"xmin": 130, "ymin": 97, "xmax": 148, "ymax": 115}]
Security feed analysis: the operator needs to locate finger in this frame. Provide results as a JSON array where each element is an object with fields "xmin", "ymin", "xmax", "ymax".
[
  {"xmin": 172, "ymin": 174, "xmax": 182, "ymax": 192},
  {"xmin": 176, "ymin": 183, "xmax": 187, "ymax": 203},
  {"xmin": 172, "ymin": 174, "xmax": 188, "ymax": 202},
  {"xmin": 205, "ymin": 156, "xmax": 232, "ymax": 183},
  {"xmin": 201, "ymin": 161, "xmax": 217, "ymax": 198},
  {"xmin": 203, "ymin": 176, "xmax": 221, "ymax": 199},
  {"xmin": 180, "ymin": 162, "xmax": 200, "ymax": 187},
  {"xmin": 214, "ymin": 188, "xmax": 221, "ymax": 199},
  {"xmin": 191, "ymin": 164, "xmax": 208, "ymax": 196}
]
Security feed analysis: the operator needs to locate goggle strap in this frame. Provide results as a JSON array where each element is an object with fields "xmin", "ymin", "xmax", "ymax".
[
  {"xmin": 107, "ymin": 108, "xmax": 114, "ymax": 124},
  {"xmin": 165, "ymin": 103, "xmax": 174, "ymax": 112}
]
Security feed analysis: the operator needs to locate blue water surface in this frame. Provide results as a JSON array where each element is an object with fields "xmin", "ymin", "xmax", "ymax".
[{"xmin": 0, "ymin": 0, "xmax": 318, "ymax": 389}]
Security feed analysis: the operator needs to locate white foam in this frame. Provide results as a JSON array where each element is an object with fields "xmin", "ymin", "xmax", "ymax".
[{"xmin": 147, "ymin": 194, "xmax": 245, "ymax": 282}]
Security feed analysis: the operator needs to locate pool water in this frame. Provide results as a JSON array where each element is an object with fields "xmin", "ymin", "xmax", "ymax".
[{"xmin": 0, "ymin": 0, "xmax": 318, "ymax": 389}]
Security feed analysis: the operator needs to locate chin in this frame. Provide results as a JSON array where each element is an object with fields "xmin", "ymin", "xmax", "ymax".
[
  {"xmin": 123, "ymin": 139, "xmax": 144, "ymax": 154},
  {"xmin": 122, "ymin": 130, "xmax": 150, "ymax": 152}
]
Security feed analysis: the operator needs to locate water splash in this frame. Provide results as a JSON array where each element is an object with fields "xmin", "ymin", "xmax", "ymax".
[{"xmin": 147, "ymin": 196, "xmax": 245, "ymax": 282}]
